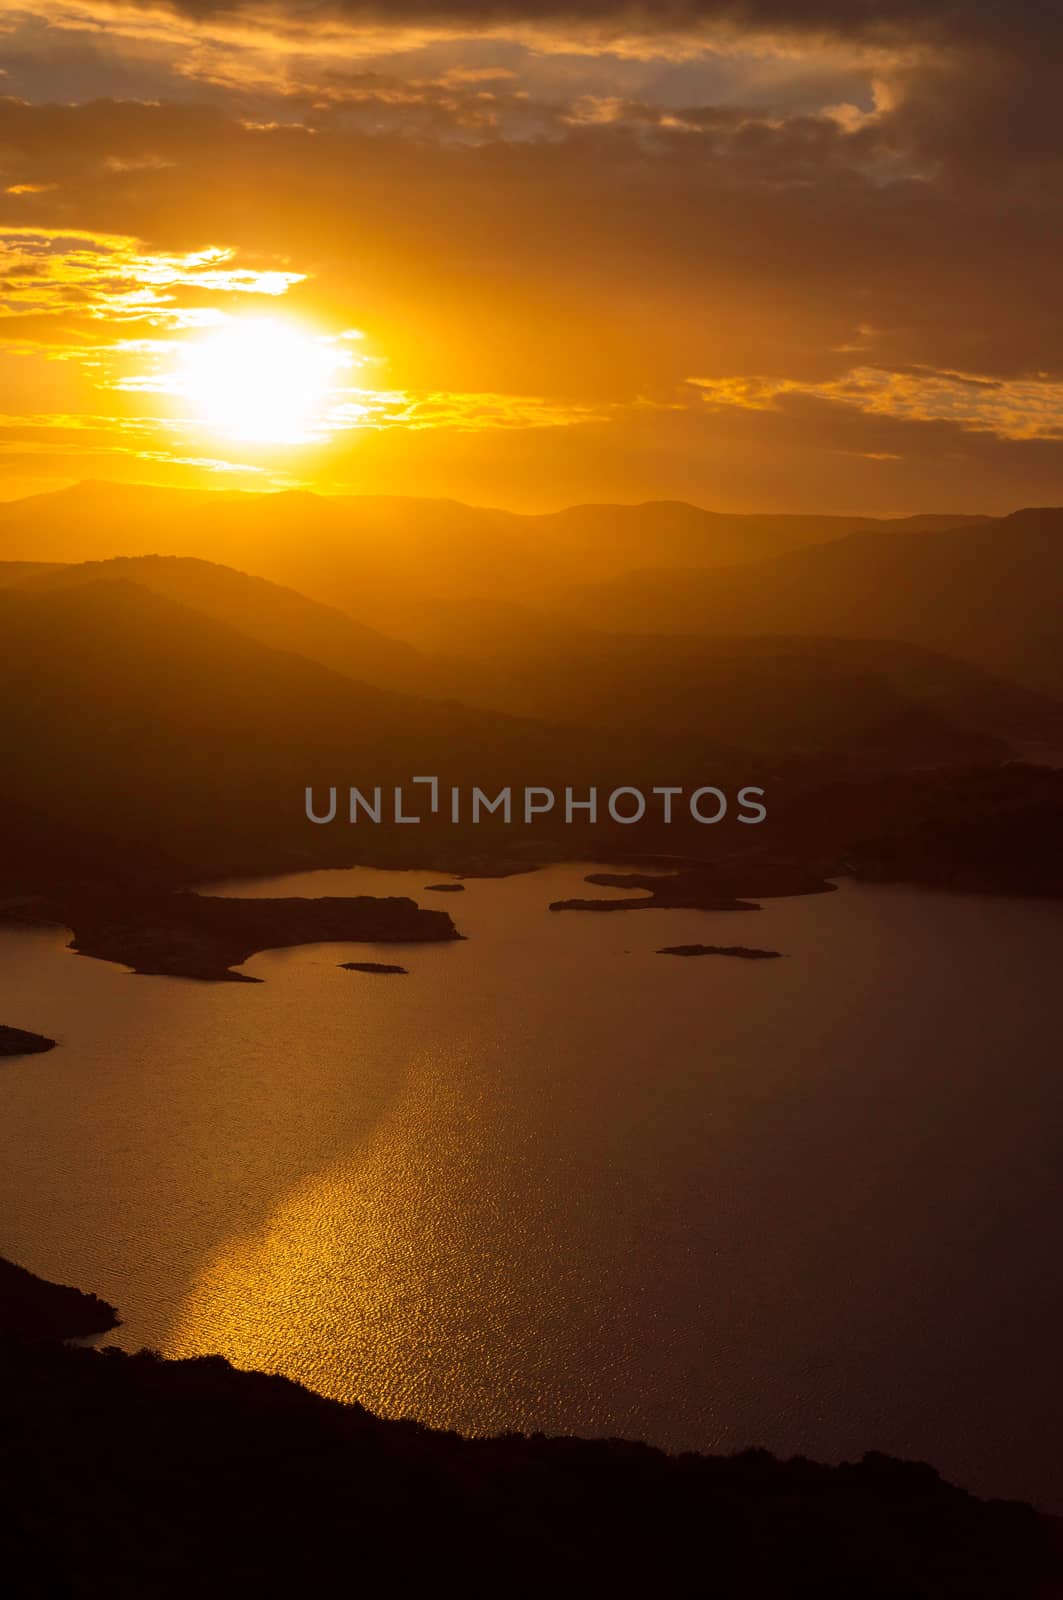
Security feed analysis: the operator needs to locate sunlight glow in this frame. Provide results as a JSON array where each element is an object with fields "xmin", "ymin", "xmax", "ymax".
[{"xmin": 176, "ymin": 318, "xmax": 352, "ymax": 443}]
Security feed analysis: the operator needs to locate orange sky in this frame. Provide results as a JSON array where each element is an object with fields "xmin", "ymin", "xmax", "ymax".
[{"xmin": 1, "ymin": 0, "xmax": 1061, "ymax": 511}]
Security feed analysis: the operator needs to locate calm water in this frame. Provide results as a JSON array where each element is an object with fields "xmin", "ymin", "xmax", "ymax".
[{"xmin": 1, "ymin": 865, "xmax": 1062, "ymax": 1509}]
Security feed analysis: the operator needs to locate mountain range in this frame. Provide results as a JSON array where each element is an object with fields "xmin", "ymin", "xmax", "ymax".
[
  {"xmin": 555, "ymin": 508, "xmax": 1063, "ymax": 701},
  {"xmin": 1, "ymin": 481, "xmax": 1060, "ymax": 894}
]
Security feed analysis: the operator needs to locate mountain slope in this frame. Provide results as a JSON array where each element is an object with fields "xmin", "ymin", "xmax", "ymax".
[
  {"xmin": 558, "ymin": 509, "xmax": 1063, "ymax": 699},
  {"xmin": 0, "ymin": 576, "xmax": 1056, "ymax": 898},
  {"xmin": 6, "ymin": 555, "xmax": 428, "ymax": 697},
  {"xmin": 0, "ymin": 577, "xmax": 751, "ymax": 886},
  {"xmin": 4, "ymin": 1335, "xmax": 1059, "ymax": 1600},
  {"xmin": 3, "ymin": 556, "xmax": 1029, "ymax": 772},
  {"xmin": 538, "ymin": 501, "xmax": 987, "ymax": 569},
  {"xmin": 435, "ymin": 633, "xmax": 1063, "ymax": 766},
  {"xmin": 0, "ymin": 482, "xmax": 987, "ymax": 651}
]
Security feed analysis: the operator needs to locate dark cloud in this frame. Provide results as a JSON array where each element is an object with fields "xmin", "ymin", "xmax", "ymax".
[
  {"xmin": 2, "ymin": 91, "xmax": 1060, "ymax": 386},
  {"xmin": 85, "ymin": 0, "xmax": 1060, "ymax": 49}
]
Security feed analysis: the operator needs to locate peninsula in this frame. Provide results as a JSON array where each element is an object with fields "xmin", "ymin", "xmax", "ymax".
[
  {"xmin": 550, "ymin": 863, "xmax": 834, "ymax": 914},
  {"xmin": 1, "ymin": 892, "xmax": 462, "ymax": 982},
  {"xmin": 0, "ymin": 1025, "xmax": 56, "ymax": 1056}
]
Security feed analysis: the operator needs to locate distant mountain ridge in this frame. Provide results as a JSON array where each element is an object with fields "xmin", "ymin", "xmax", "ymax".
[
  {"xmin": 1, "ymin": 553, "xmax": 429, "ymax": 697},
  {"xmin": 556, "ymin": 506, "xmax": 1063, "ymax": 700},
  {"xmin": 0, "ymin": 477, "xmax": 1007, "ymax": 662},
  {"xmin": 1, "ymin": 482, "xmax": 1058, "ymax": 899},
  {"xmin": 0, "ymin": 575, "xmax": 753, "ymax": 886},
  {"xmin": 0, "ymin": 563, "xmax": 1057, "ymax": 900},
  {"xmin": 5, "ymin": 553, "xmax": 1056, "ymax": 768},
  {"xmin": 0, "ymin": 479, "xmax": 987, "ymax": 602}
]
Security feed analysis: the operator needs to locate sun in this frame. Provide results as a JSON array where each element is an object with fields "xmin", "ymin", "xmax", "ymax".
[{"xmin": 176, "ymin": 318, "xmax": 349, "ymax": 444}]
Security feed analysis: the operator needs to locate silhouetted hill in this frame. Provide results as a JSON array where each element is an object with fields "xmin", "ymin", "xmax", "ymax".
[
  {"xmin": 0, "ymin": 481, "xmax": 988, "ymax": 643},
  {"xmin": 3, "ymin": 1334, "xmax": 1059, "ymax": 1599},
  {"xmin": 0, "ymin": 576, "xmax": 754, "ymax": 890},
  {"xmin": 0, "ymin": 577, "xmax": 538, "ymax": 881},
  {"xmin": 1, "ymin": 511, "xmax": 1058, "ymax": 899},
  {"xmin": 0, "ymin": 1257, "xmax": 117, "ymax": 1339},
  {"xmin": 848, "ymin": 764, "xmax": 1063, "ymax": 895},
  {"xmin": 732, "ymin": 635, "xmax": 1063, "ymax": 760},
  {"xmin": 0, "ymin": 560, "xmax": 60, "ymax": 586},
  {"xmin": 0, "ymin": 792, "xmax": 182, "ymax": 893},
  {"xmin": 0, "ymin": 551, "xmax": 601, "ymax": 675},
  {"xmin": 3, "ymin": 482, "xmax": 1048, "ymax": 720},
  {"xmin": 6, "ymin": 554, "xmax": 429, "ymax": 697},
  {"xmin": 0, "ymin": 483, "xmax": 611, "ymax": 654},
  {"xmin": 559, "ymin": 508, "xmax": 1063, "ymax": 698},
  {"xmin": 437, "ymin": 632, "xmax": 1063, "ymax": 767},
  {"xmin": 0, "ymin": 556, "xmax": 1025, "ymax": 774},
  {"xmin": 540, "ymin": 499, "xmax": 987, "ymax": 567}
]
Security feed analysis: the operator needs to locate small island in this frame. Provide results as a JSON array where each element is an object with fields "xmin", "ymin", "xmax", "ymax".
[
  {"xmin": 551, "ymin": 870, "xmax": 758, "ymax": 914},
  {"xmin": 0, "ymin": 1024, "xmax": 56, "ymax": 1056},
  {"xmin": 658, "ymin": 944, "xmax": 783, "ymax": 959},
  {"xmin": 550, "ymin": 864, "xmax": 834, "ymax": 914},
  {"xmin": 339, "ymin": 961, "xmax": 408, "ymax": 975},
  {"xmin": 424, "ymin": 882, "xmax": 466, "ymax": 893}
]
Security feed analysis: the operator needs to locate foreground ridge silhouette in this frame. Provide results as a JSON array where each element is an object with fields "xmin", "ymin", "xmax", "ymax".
[{"xmin": 2, "ymin": 1260, "xmax": 1061, "ymax": 1598}]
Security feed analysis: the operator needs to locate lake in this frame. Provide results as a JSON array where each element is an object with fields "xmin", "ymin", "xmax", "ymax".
[{"xmin": 1, "ymin": 865, "xmax": 1061, "ymax": 1509}]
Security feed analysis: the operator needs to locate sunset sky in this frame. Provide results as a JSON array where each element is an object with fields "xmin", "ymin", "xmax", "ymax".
[{"xmin": 1, "ymin": 0, "xmax": 1060, "ymax": 511}]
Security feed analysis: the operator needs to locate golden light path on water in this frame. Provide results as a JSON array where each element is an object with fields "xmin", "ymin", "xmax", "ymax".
[
  {"xmin": 163, "ymin": 1035, "xmax": 556, "ymax": 1425},
  {"xmin": 2, "ymin": 864, "xmax": 1063, "ymax": 1502},
  {"xmin": 159, "ymin": 865, "xmax": 660, "ymax": 1430}
]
